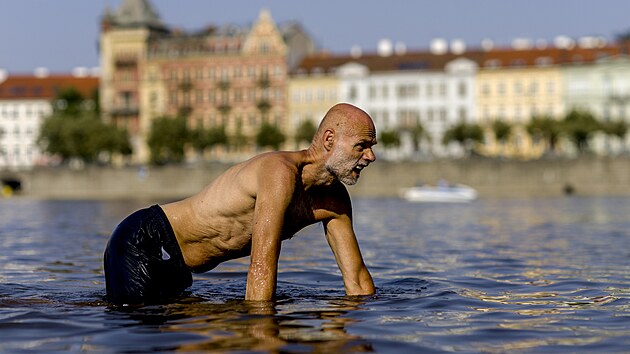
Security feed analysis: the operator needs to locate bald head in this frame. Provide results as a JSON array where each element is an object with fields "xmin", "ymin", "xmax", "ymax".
[{"xmin": 313, "ymin": 103, "xmax": 375, "ymax": 143}]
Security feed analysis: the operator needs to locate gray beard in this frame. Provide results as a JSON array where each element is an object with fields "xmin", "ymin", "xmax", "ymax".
[{"xmin": 325, "ymin": 150, "xmax": 359, "ymax": 185}]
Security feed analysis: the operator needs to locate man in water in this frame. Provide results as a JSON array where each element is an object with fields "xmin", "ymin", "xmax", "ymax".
[{"xmin": 104, "ymin": 103, "xmax": 377, "ymax": 305}]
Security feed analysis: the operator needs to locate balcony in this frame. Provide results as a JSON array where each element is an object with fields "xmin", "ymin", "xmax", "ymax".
[
  {"xmin": 114, "ymin": 57, "xmax": 137, "ymax": 69},
  {"xmin": 110, "ymin": 104, "xmax": 139, "ymax": 116}
]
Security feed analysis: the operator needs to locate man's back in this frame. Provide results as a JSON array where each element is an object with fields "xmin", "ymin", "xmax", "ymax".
[{"xmin": 161, "ymin": 150, "xmax": 318, "ymax": 272}]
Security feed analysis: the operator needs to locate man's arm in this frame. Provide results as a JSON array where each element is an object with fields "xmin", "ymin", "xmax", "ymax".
[
  {"xmin": 322, "ymin": 190, "xmax": 375, "ymax": 296},
  {"xmin": 245, "ymin": 159, "xmax": 295, "ymax": 301}
]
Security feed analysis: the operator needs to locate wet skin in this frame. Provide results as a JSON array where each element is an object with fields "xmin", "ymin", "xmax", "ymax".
[{"xmin": 161, "ymin": 103, "xmax": 377, "ymax": 301}]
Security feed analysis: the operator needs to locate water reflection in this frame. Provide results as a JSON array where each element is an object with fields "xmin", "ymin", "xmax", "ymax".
[{"xmin": 105, "ymin": 297, "xmax": 375, "ymax": 353}]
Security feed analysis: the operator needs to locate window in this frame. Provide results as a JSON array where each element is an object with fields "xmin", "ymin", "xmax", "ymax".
[
  {"xmin": 497, "ymin": 81, "xmax": 506, "ymax": 95},
  {"xmin": 535, "ymin": 57, "xmax": 553, "ymax": 67},
  {"xmin": 458, "ymin": 107, "xmax": 467, "ymax": 121},
  {"xmin": 317, "ymin": 88, "xmax": 325, "ymax": 101},
  {"xmin": 458, "ymin": 81, "xmax": 467, "ymax": 97},
  {"xmin": 329, "ymin": 88, "xmax": 337, "ymax": 101},
  {"xmin": 259, "ymin": 42, "xmax": 269, "ymax": 54},
  {"xmin": 484, "ymin": 59, "xmax": 501, "ymax": 68},
  {"xmin": 169, "ymin": 91, "xmax": 177, "ymax": 105},
  {"xmin": 150, "ymin": 92, "xmax": 158, "ymax": 107},
  {"xmin": 439, "ymin": 108, "xmax": 447, "ymax": 121},
  {"xmin": 234, "ymin": 88, "xmax": 242, "ymax": 102},
  {"xmin": 274, "ymin": 65, "xmax": 284, "ymax": 77},
  {"xmin": 514, "ymin": 81, "xmax": 523, "ymax": 95},
  {"xmin": 348, "ymin": 86, "xmax": 357, "ymax": 100},
  {"xmin": 482, "ymin": 82, "xmax": 490, "ymax": 96},
  {"xmin": 439, "ymin": 83, "xmax": 447, "ymax": 97}
]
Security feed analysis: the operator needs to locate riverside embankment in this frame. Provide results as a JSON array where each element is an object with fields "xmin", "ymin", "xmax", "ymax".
[{"xmin": 4, "ymin": 156, "xmax": 630, "ymax": 200}]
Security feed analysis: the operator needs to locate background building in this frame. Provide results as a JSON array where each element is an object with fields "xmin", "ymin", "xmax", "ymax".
[
  {"xmin": 563, "ymin": 54, "xmax": 630, "ymax": 155},
  {"xmin": 100, "ymin": 0, "xmax": 316, "ymax": 163},
  {"xmin": 0, "ymin": 69, "xmax": 99, "ymax": 169}
]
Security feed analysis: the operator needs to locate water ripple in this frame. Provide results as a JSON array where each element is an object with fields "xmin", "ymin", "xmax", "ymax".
[{"xmin": 0, "ymin": 197, "xmax": 629, "ymax": 353}]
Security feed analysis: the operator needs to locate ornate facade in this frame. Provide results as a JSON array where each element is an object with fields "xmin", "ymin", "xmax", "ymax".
[{"xmin": 100, "ymin": 0, "xmax": 315, "ymax": 162}]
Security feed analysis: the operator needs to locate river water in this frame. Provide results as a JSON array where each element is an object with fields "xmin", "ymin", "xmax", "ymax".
[{"xmin": 0, "ymin": 197, "xmax": 628, "ymax": 353}]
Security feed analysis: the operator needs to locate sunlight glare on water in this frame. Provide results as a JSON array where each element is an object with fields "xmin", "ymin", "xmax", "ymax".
[{"xmin": 0, "ymin": 197, "xmax": 628, "ymax": 353}]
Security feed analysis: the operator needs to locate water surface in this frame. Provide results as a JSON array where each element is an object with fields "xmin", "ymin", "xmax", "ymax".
[{"xmin": 0, "ymin": 197, "xmax": 628, "ymax": 353}]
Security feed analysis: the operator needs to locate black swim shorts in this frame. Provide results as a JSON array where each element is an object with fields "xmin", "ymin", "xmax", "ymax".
[{"xmin": 104, "ymin": 205, "xmax": 192, "ymax": 305}]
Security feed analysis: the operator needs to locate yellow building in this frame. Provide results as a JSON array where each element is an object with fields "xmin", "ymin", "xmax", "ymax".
[
  {"xmin": 475, "ymin": 45, "xmax": 619, "ymax": 158},
  {"xmin": 477, "ymin": 66, "xmax": 563, "ymax": 158},
  {"xmin": 288, "ymin": 56, "xmax": 341, "ymax": 149}
]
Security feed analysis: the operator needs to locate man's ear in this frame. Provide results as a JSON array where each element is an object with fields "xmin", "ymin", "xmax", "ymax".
[{"xmin": 323, "ymin": 129, "xmax": 334, "ymax": 152}]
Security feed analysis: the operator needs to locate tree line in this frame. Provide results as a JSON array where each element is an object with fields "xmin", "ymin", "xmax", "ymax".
[
  {"xmin": 378, "ymin": 109, "xmax": 628, "ymax": 157},
  {"xmin": 36, "ymin": 87, "xmax": 319, "ymax": 165},
  {"xmin": 36, "ymin": 88, "xmax": 627, "ymax": 165}
]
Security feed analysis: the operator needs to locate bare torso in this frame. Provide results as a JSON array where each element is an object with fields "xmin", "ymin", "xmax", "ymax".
[{"xmin": 161, "ymin": 151, "xmax": 341, "ymax": 273}]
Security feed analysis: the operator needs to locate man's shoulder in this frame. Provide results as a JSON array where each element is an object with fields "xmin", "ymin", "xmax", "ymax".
[{"xmin": 251, "ymin": 151, "xmax": 301, "ymax": 173}]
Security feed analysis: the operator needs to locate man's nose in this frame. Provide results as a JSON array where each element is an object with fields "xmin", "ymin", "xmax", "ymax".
[{"xmin": 363, "ymin": 148, "xmax": 376, "ymax": 162}]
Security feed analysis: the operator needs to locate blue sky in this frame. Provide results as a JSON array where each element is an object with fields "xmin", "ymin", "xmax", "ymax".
[{"xmin": 1, "ymin": 0, "xmax": 629, "ymax": 73}]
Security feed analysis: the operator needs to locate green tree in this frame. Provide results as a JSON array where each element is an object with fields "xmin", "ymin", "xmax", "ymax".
[
  {"xmin": 295, "ymin": 119, "xmax": 317, "ymax": 147},
  {"xmin": 53, "ymin": 87, "xmax": 84, "ymax": 115},
  {"xmin": 38, "ymin": 88, "xmax": 131, "ymax": 163},
  {"xmin": 601, "ymin": 120, "xmax": 628, "ymax": 140},
  {"xmin": 403, "ymin": 122, "xmax": 426, "ymax": 152},
  {"xmin": 231, "ymin": 120, "xmax": 248, "ymax": 152},
  {"xmin": 38, "ymin": 113, "xmax": 131, "ymax": 163},
  {"xmin": 256, "ymin": 122, "xmax": 286, "ymax": 150},
  {"xmin": 442, "ymin": 122, "xmax": 484, "ymax": 154},
  {"xmin": 379, "ymin": 129, "xmax": 401, "ymax": 149},
  {"xmin": 147, "ymin": 116, "xmax": 189, "ymax": 164},
  {"xmin": 190, "ymin": 125, "xmax": 229, "ymax": 159},
  {"xmin": 602, "ymin": 119, "xmax": 629, "ymax": 153},
  {"xmin": 492, "ymin": 120, "xmax": 512, "ymax": 143},
  {"xmin": 207, "ymin": 125, "xmax": 229, "ymax": 148},
  {"xmin": 190, "ymin": 126, "xmax": 208, "ymax": 156},
  {"xmin": 561, "ymin": 109, "xmax": 601, "ymax": 153},
  {"xmin": 526, "ymin": 115, "xmax": 562, "ymax": 154}
]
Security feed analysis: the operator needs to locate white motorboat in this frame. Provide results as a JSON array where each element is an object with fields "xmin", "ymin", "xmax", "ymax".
[{"xmin": 400, "ymin": 184, "xmax": 478, "ymax": 203}]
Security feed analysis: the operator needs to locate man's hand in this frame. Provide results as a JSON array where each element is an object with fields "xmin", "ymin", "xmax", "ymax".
[{"xmin": 323, "ymin": 199, "xmax": 375, "ymax": 296}]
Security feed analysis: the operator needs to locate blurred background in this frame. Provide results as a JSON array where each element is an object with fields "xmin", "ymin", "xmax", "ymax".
[{"xmin": 1, "ymin": 0, "xmax": 630, "ymax": 198}]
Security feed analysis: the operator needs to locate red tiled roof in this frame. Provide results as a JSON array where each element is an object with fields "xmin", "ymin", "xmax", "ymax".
[
  {"xmin": 295, "ymin": 42, "xmax": 629, "ymax": 74},
  {"xmin": 0, "ymin": 75, "xmax": 99, "ymax": 100},
  {"xmin": 478, "ymin": 45, "xmax": 621, "ymax": 67},
  {"xmin": 294, "ymin": 51, "xmax": 481, "ymax": 74}
]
